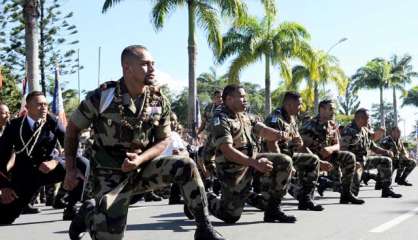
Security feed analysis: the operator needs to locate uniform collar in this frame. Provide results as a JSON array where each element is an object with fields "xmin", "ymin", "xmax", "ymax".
[
  {"xmin": 276, "ymin": 107, "xmax": 292, "ymax": 123},
  {"xmin": 222, "ymin": 105, "xmax": 238, "ymax": 119}
]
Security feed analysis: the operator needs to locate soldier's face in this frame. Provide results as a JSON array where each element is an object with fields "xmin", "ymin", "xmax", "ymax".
[
  {"xmin": 391, "ymin": 128, "xmax": 401, "ymax": 139},
  {"xmin": 0, "ymin": 105, "xmax": 10, "ymax": 126},
  {"xmin": 213, "ymin": 93, "xmax": 222, "ymax": 105},
  {"xmin": 288, "ymin": 98, "xmax": 302, "ymax": 115},
  {"xmin": 26, "ymin": 95, "xmax": 48, "ymax": 120},
  {"xmin": 228, "ymin": 88, "xmax": 247, "ymax": 112},
  {"xmin": 320, "ymin": 103, "xmax": 336, "ymax": 120},
  {"xmin": 125, "ymin": 49, "xmax": 155, "ymax": 85}
]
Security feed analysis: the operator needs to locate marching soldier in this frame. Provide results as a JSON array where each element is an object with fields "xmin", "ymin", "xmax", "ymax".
[
  {"xmin": 380, "ymin": 126, "xmax": 416, "ymax": 186},
  {"xmin": 265, "ymin": 92, "xmax": 328, "ymax": 211},
  {"xmin": 206, "ymin": 84, "xmax": 296, "ymax": 224},
  {"xmin": 64, "ymin": 45, "xmax": 225, "ymax": 240},
  {"xmin": 340, "ymin": 108, "xmax": 402, "ymax": 198},
  {"xmin": 300, "ymin": 100, "xmax": 364, "ymax": 204}
]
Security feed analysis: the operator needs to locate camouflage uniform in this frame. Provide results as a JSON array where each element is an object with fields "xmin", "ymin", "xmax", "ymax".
[
  {"xmin": 207, "ymin": 106, "xmax": 292, "ymax": 223},
  {"xmin": 200, "ymin": 103, "xmax": 221, "ymax": 173},
  {"xmin": 380, "ymin": 136, "xmax": 416, "ymax": 183},
  {"xmin": 264, "ymin": 108, "xmax": 320, "ymax": 201},
  {"xmin": 300, "ymin": 116, "xmax": 356, "ymax": 189},
  {"xmin": 70, "ymin": 79, "xmax": 209, "ymax": 240},
  {"xmin": 340, "ymin": 122, "xmax": 394, "ymax": 195}
]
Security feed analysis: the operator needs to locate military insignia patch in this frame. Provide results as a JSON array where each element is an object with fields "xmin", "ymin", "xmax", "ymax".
[{"xmin": 214, "ymin": 117, "xmax": 220, "ymax": 126}]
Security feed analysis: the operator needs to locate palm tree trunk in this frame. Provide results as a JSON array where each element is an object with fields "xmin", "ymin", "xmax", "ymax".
[
  {"xmin": 23, "ymin": 0, "xmax": 41, "ymax": 92},
  {"xmin": 379, "ymin": 85, "xmax": 385, "ymax": 128},
  {"xmin": 393, "ymin": 86, "xmax": 398, "ymax": 127},
  {"xmin": 264, "ymin": 54, "xmax": 271, "ymax": 115},
  {"xmin": 313, "ymin": 82, "xmax": 319, "ymax": 115},
  {"xmin": 39, "ymin": 0, "xmax": 46, "ymax": 95},
  {"xmin": 187, "ymin": 1, "xmax": 197, "ymax": 132}
]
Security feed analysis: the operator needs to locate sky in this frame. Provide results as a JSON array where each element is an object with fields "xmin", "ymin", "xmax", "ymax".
[{"xmin": 59, "ymin": 0, "xmax": 418, "ymax": 136}]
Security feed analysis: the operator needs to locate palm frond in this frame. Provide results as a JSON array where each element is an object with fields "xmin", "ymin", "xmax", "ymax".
[
  {"xmin": 102, "ymin": 0, "xmax": 125, "ymax": 13},
  {"xmin": 151, "ymin": 0, "xmax": 184, "ymax": 30},
  {"xmin": 196, "ymin": 2, "xmax": 222, "ymax": 56}
]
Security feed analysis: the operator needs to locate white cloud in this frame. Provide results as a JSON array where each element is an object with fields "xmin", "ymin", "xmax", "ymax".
[{"xmin": 154, "ymin": 70, "xmax": 187, "ymax": 94}]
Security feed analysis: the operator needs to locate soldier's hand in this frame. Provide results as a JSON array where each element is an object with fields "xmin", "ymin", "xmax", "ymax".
[
  {"xmin": 121, "ymin": 152, "xmax": 143, "ymax": 172},
  {"xmin": 292, "ymin": 136, "xmax": 303, "ymax": 147},
  {"xmin": 38, "ymin": 160, "xmax": 59, "ymax": 174},
  {"xmin": 372, "ymin": 128, "xmax": 385, "ymax": 141},
  {"xmin": 276, "ymin": 131, "xmax": 290, "ymax": 141},
  {"xmin": 385, "ymin": 150, "xmax": 394, "ymax": 158},
  {"xmin": 252, "ymin": 157, "xmax": 273, "ymax": 173},
  {"xmin": 63, "ymin": 168, "xmax": 84, "ymax": 191},
  {"xmin": 320, "ymin": 160, "xmax": 333, "ymax": 172},
  {"xmin": 320, "ymin": 147, "xmax": 333, "ymax": 159},
  {"xmin": 0, "ymin": 187, "xmax": 18, "ymax": 204}
]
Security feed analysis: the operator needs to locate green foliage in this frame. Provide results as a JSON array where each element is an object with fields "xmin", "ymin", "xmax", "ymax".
[
  {"xmin": 335, "ymin": 114, "xmax": 353, "ymax": 127},
  {"xmin": 402, "ymin": 86, "xmax": 418, "ymax": 107},
  {"xmin": 0, "ymin": 66, "xmax": 22, "ymax": 114},
  {"xmin": 338, "ymin": 80, "xmax": 360, "ymax": 115},
  {"xmin": 370, "ymin": 101, "xmax": 397, "ymax": 131}
]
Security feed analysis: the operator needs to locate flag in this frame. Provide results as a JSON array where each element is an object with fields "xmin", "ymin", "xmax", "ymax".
[
  {"xmin": 18, "ymin": 76, "xmax": 28, "ymax": 117},
  {"xmin": 195, "ymin": 98, "xmax": 201, "ymax": 130},
  {"xmin": 51, "ymin": 64, "xmax": 67, "ymax": 128}
]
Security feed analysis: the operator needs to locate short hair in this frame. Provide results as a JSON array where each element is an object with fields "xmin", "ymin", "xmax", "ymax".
[
  {"xmin": 26, "ymin": 91, "xmax": 45, "ymax": 103},
  {"xmin": 212, "ymin": 90, "xmax": 222, "ymax": 97},
  {"xmin": 319, "ymin": 99, "xmax": 334, "ymax": 110},
  {"xmin": 354, "ymin": 108, "xmax": 369, "ymax": 118},
  {"xmin": 283, "ymin": 91, "xmax": 301, "ymax": 103},
  {"xmin": 222, "ymin": 84, "xmax": 243, "ymax": 102},
  {"xmin": 121, "ymin": 45, "xmax": 148, "ymax": 65}
]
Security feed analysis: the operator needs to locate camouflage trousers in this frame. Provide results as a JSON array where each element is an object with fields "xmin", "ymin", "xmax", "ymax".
[
  {"xmin": 292, "ymin": 152, "xmax": 320, "ymax": 190},
  {"xmin": 352, "ymin": 155, "xmax": 393, "ymax": 194},
  {"xmin": 327, "ymin": 151, "xmax": 356, "ymax": 187},
  {"xmin": 83, "ymin": 155, "xmax": 207, "ymax": 240},
  {"xmin": 394, "ymin": 156, "xmax": 416, "ymax": 179},
  {"xmin": 207, "ymin": 153, "xmax": 292, "ymax": 223}
]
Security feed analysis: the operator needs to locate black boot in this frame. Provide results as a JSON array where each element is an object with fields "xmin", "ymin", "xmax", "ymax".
[
  {"xmin": 361, "ymin": 171, "xmax": 377, "ymax": 185},
  {"xmin": 129, "ymin": 193, "xmax": 144, "ymax": 205},
  {"xmin": 169, "ymin": 183, "xmax": 184, "ymax": 205},
  {"xmin": 194, "ymin": 209, "xmax": 226, "ymax": 240},
  {"xmin": 144, "ymin": 191, "xmax": 162, "ymax": 202},
  {"xmin": 69, "ymin": 199, "xmax": 95, "ymax": 240},
  {"xmin": 63, "ymin": 205, "xmax": 77, "ymax": 221},
  {"xmin": 264, "ymin": 199, "xmax": 297, "ymax": 223},
  {"xmin": 397, "ymin": 178, "xmax": 413, "ymax": 186},
  {"xmin": 22, "ymin": 204, "xmax": 41, "ymax": 214},
  {"xmin": 298, "ymin": 188, "xmax": 324, "ymax": 211},
  {"xmin": 374, "ymin": 181, "xmax": 382, "ymax": 190},
  {"xmin": 340, "ymin": 185, "xmax": 365, "ymax": 204},
  {"xmin": 184, "ymin": 204, "xmax": 195, "ymax": 220},
  {"xmin": 381, "ymin": 183, "xmax": 402, "ymax": 198},
  {"xmin": 317, "ymin": 176, "xmax": 333, "ymax": 197}
]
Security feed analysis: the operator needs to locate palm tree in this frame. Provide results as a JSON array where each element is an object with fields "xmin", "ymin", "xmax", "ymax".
[
  {"xmin": 352, "ymin": 58, "xmax": 392, "ymax": 128},
  {"xmin": 217, "ymin": 0, "xmax": 311, "ymax": 114},
  {"xmin": 102, "ymin": 0, "xmax": 246, "ymax": 130},
  {"xmin": 389, "ymin": 54, "xmax": 418, "ymax": 126},
  {"xmin": 285, "ymin": 50, "xmax": 347, "ymax": 114},
  {"xmin": 402, "ymin": 86, "xmax": 418, "ymax": 108},
  {"xmin": 23, "ymin": 0, "xmax": 41, "ymax": 91}
]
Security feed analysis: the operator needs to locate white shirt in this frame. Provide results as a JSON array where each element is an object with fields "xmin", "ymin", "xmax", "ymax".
[{"xmin": 160, "ymin": 132, "xmax": 187, "ymax": 157}]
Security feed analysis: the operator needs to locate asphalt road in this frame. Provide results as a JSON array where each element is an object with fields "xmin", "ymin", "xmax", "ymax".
[{"xmin": 1, "ymin": 171, "xmax": 417, "ymax": 240}]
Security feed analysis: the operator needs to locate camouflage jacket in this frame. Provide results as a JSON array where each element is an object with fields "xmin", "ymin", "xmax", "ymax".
[
  {"xmin": 264, "ymin": 108, "xmax": 300, "ymax": 155},
  {"xmin": 70, "ymin": 78, "xmax": 171, "ymax": 170},
  {"xmin": 300, "ymin": 116, "xmax": 339, "ymax": 157},
  {"xmin": 211, "ymin": 105, "xmax": 264, "ymax": 164},
  {"xmin": 380, "ymin": 136, "xmax": 407, "ymax": 159},
  {"xmin": 202, "ymin": 102, "xmax": 221, "ymax": 131},
  {"xmin": 340, "ymin": 121, "xmax": 378, "ymax": 162}
]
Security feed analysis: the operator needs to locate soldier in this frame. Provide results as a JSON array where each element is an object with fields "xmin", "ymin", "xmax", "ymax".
[
  {"xmin": 0, "ymin": 91, "xmax": 83, "ymax": 224},
  {"xmin": 265, "ymin": 92, "xmax": 328, "ymax": 211},
  {"xmin": 206, "ymin": 84, "xmax": 296, "ymax": 224},
  {"xmin": 197, "ymin": 90, "xmax": 222, "ymax": 136},
  {"xmin": 0, "ymin": 103, "xmax": 10, "ymax": 137},
  {"xmin": 64, "ymin": 45, "xmax": 225, "ymax": 240},
  {"xmin": 340, "ymin": 108, "xmax": 401, "ymax": 198},
  {"xmin": 380, "ymin": 126, "xmax": 416, "ymax": 186},
  {"xmin": 300, "ymin": 100, "xmax": 364, "ymax": 204}
]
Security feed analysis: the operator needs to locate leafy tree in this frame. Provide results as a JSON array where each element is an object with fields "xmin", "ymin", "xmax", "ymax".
[
  {"xmin": 353, "ymin": 58, "xmax": 393, "ymax": 128},
  {"xmin": 370, "ymin": 101, "xmax": 397, "ymax": 131},
  {"xmin": 0, "ymin": 66, "xmax": 22, "ymax": 113},
  {"xmin": 402, "ymin": 86, "xmax": 418, "ymax": 107},
  {"xmin": 218, "ymin": 0, "xmax": 311, "ymax": 114},
  {"xmin": 102, "ymin": 0, "xmax": 246, "ymax": 130},
  {"xmin": 389, "ymin": 54, "xmax": 418, "ymax": 125},
  {"xmin": 338, "ymin": 80, "xmax": 360, "ymax": 115}
]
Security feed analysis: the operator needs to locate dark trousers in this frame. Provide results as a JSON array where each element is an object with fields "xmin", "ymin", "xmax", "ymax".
[{"xmin": 0, "ymin": 162, "xmax": 84, "ymax": 225}]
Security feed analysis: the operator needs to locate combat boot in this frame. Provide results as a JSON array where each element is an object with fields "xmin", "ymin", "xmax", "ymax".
[
  {"xmin": 144, "ymin": 191, "xmax": 162, "ymax": 202},
  {"xmin": 317, "ymin": 176, "xmax": 333, "ymax": 197},
  {"xmin": 374, "ymin": 181, "xmax": 382, "ymax": 190},
  {"xmin": 264, "ymin": 199, "xmax": 297, "ymax": 223},
  {"xmin": 298, "ymin": 188, "xmax": 324, "ymax": 211},
  {"xmin": 194, "ymin": 209, "xmax": 226, "ymax": 240},
  {"xmin": 69, "ymin": 199, "xmax": 95, "ymax": 240},
  {"xmin": 184, "ymin": 204, "xmax": 195, "ymax": 220},
  {"xmin": 381, "ymin": 183, "xmax": 402, "ymax": 198},
  {"xmin": 396, "ymin": 178, "xmax": 413, "ymax": 186},
  {"xmin": 340, "ymin": 185, "xmax": 365, "ymax": 204},
  {"xmin": 63, "ymin": 205, "xmax": 77, "ymax": 221},
  {"xmin": 361, "ymin": 171, "xmax": 377, "ymax": 185}
]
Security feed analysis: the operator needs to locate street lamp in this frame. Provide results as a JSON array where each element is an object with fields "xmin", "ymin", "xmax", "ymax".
[{"xmin": 327, "ymin": 37, "xmax": 348, "ymax": 54}]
